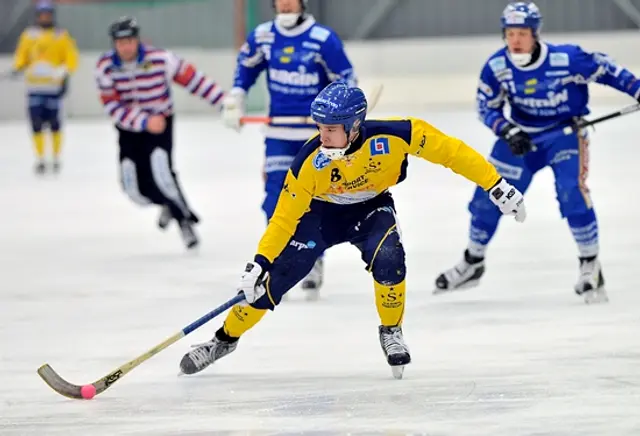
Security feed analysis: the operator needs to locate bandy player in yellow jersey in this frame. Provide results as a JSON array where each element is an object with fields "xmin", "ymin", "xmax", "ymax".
[
  {"xmin": 10, "ymin": 1, "xmax": 78, "ymax": 174},
  {"xmin": 179, "ymin": 81, "xmax": 527, "ymax": 378}
]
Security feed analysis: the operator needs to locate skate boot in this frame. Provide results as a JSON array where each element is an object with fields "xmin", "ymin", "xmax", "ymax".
[
  {"xmin": 179, "ymin": 328, "xmax": 239, "ymax": 375},
  {"xmin": 51, "ymin": 160, "xmax": 61, "ymax": 174},
  {"xmin": 178, "ymin": 219, "xmax": 199, "ymax": 249},
  {"xmin": 157, "ymin": 205, "xmax": 172, "ymax": 230},
  {"xmin": 301, "ymin": 258, "xmax": 323, "ymax": 299},
  {"xmin": 434, "ymin": 250, "xmax": 485, "ymax": 294},
  {"xmin": 34, "ymin": 161, "xmax": 46, "ymax": 175},
  {"xmin": 574, "ymin": 257, "xmax": 608, "ymax": 304},
  {"xmin": 379, "ymin": 325, "xmax": 411, "ymax": 379}
]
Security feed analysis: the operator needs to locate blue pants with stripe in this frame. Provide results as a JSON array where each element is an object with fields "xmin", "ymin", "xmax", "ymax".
[
  {"xmin": 467, "ymin": 130, "xmax": 599, "ymax": 257},
  {"xmin": 252, "ymin": 192, "xmax": 406, "ymax": 310}
]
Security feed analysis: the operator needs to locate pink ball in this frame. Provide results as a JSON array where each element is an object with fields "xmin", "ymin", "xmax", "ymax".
[{"xmin": 80, "ymin": 384, "xmax": 96, "ymax": 400}]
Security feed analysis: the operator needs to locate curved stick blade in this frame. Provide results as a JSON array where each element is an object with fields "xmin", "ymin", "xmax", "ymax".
[{"xmin": 37, "ymin": 364, "xmax": 85, "ymax": 399}]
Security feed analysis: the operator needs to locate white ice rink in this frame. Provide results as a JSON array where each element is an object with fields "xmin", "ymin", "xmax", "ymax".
[{"xmin": 1, "ymin": 107, "xmax": 639, "ymax": 435}]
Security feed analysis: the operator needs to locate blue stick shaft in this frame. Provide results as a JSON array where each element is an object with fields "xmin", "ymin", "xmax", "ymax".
[{"xmin": 182, "ymin": 293, "xmax": 245, "ymax": 336}]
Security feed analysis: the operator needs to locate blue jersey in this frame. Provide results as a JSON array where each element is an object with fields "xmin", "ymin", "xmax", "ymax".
[
  {"xmin": 233, "ymin": 16, "xmax": 355, "ymax": 122},
  {"xmin": 477, "ymin": 42, "xmax": 640, "ymax": 135}
]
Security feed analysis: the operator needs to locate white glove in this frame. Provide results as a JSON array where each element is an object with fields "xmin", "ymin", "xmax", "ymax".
[
  {"xmin": 237, "ymin": 261, "xmax": 267, "ymax": 304},
  {"xmin": 221, "ymin": 88, "xmax": 245, "ymax": 131},
  {"xmin": 488, "ymin": 178, "xmax": 526, "ymax": 223}
]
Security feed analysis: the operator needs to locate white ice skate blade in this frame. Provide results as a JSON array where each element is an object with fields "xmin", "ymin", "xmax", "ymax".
[
  {"xmin": 582, "ymin": 288, "xmax": 609, "ymax": 304},
  {"xmin": 432, "ymin": 279, "xmax": 480, "ymax": 295},
  {"xmin": 391, "ymin": 365, "xmax": 405, "ymax": 380}
]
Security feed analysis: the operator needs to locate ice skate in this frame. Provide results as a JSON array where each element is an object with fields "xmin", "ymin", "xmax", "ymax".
[
  {"xmin": 378, "ymin": 325, "xmax": 411, "ymax": 379},
  {"xmin": 157, "ymin": 205, "xmax": 172, "ymax": 230},
  {"xmin": 178, "ymin": 219, "xmax": 199, "ymax": 249},
  {"xmin": 434, "ymin": 250, "xmax": 485, "ymax": 294},
  {"xmin": 179, "ymin": 329, "xmax": 238, "ymax": 375},
  {"xmin": 301, "ymin": 258, "xmax": 323, "ymax": 299},
  {"xmin": 51, "ymin": 160, "xmax": 61, "ymax": 174},
  {"xmin": 34, "ymin": 161, "xmax": 46, "ymax": 175},
  {"xmin": 574, "ymin": 257, "xmax": 608, "ymax": 304}
]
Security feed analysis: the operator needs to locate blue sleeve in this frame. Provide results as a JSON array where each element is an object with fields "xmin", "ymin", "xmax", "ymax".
[
  {"xmin": 319, "ymin": 31, "xmax": 357, "ymax": 86},
  {"xmin": 476, "ymin": 62, "xmax": 508, "ymax": 134},
  {"xmin": 571, "ymin": 46, "xmax": 640, "ymax": 99},
  {"xmin": 232, "ymin": 30, "xmax": 268, "ymax": 92}
]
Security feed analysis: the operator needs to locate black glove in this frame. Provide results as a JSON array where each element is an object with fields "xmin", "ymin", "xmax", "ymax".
[{"xmin": 500, "ymin": 123, "xmax": 534, "ymax": 156}]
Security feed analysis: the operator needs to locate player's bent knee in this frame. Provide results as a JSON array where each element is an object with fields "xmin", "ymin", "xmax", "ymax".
[{"xmin": 370, "ymin": 230, "xmax": 406, "ymax": 286}]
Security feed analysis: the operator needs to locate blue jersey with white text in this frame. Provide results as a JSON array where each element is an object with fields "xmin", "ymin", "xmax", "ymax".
[
  {"xmin": 477, "ymin": 42, "xmax": 640, "ymax": 135},
  {"xmin": 233, "ymin": 17, "xmax": 355, "ymax": 122}
]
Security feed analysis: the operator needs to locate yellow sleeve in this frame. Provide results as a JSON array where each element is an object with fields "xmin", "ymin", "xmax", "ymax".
[
  {"xmin": 13, "ymin": 32, "xmax": 30, "ymax": 71},
  {"xmin": 61, "ymin": 31, "xmax": 79, "ymax": 73},
  {"xmin": 256, "ymin": 165, "xmax": 316, "ymax": 265},
  {"xmin": 405, "ymin": 117, "xmax": 501, "ymax": 190}
]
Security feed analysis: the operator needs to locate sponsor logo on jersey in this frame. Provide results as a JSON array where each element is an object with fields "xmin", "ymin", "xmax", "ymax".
[
  {"xmin": 495, "ymin": 69, "xmax": 513, "ymax": 81},
  {"xmin": 302, "ymin": 41, "xmax": 321, "ymax": 50},
  {"xmin": 549, "ymin": 52, "xmax": 569, "ymax": 67},
  {"xmin": 545, "ymin": 70, "xmax": 570, "ymax": 77},
  {"xmin": 269, "ymin": 66, "xmax": 319, "ymax": 86},
  {"xmin": 290, "ymin": 239, "xmax": 317, "ymax": 251},
  {"xmin": 365, "ymin": 160, "xmax": 382, "ymax": 173},
  {"xmin": 313, "ymin": 151, "xmax": 331, "ymax": 170},
  {"xmin": 512, "ymin": 89, "xmax": 569, "ymax": 108},
  {"xmin": 489, "ymin": 56, "xmax": 507, "ymax": 73},
  {"xmin": 524, "ymin": 78, "xmax": 538, "ymax": 95},
  {"xmin": 370, "ymin": 137, "xmax": 390, "ymax": 156},
  {"xmin": 342, "ymin": 175, "xmax": 368, "ymax": 190}
]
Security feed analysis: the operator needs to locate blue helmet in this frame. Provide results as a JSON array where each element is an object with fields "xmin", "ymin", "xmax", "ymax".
[
  {"xmin": 501, "ymin": 2, "xmax": 542, "ymax": 36},
  {"xmin": 311, "ymin": 81, "xmax": 367, "ymax": 135},
  {"xmin": 35, "ymin": 0, "xmax": 55, "ymax": 13}
]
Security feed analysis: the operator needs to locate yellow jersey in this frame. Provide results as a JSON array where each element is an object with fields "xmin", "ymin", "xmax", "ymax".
[
  {"xmin": 13, "ymin": 26, "xmax": 79, "ymax": 95},
  {"xmin": 255, "ymin": 117, "xmax": 501, "ymax": 265}
]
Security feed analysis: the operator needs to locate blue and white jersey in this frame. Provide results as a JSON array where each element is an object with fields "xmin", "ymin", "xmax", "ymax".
[
  {"xmin": 233, "ymin": 16, "xmax": 356, "ymax": 140},
  {"xmin": 477, "ymin": 42, "xmax": 640, "ymax": 136}
]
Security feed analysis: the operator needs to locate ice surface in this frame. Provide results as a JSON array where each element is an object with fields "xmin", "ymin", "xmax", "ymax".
[{"xmin": 1, "ymin": 107, "xmax": 639, "ymax": 435}]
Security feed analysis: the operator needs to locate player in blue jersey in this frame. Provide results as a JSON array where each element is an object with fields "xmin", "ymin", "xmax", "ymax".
[
  {"xmin": 434, "ymin": 2, "xmax": 640, "ymax": 303},
  {"xmin": 221, "ymin": 0, "xmax": 356, "ymax": 295}
]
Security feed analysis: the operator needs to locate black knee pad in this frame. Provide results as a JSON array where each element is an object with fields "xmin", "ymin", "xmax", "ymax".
[{"xmin": 371, "ymin": 229, "xmax": 406, "ymax": 286}]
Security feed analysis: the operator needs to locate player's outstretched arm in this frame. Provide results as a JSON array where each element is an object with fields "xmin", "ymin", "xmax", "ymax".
[
  {"xmin": 571, "ymin": 47, "xmax": 640, "ymax": 100},
  {"xmin": 166, "ymin": 50, "xmax": 224, "ymax": 106},
  {"xmin": 405, "ymin": 117, "xmax": 526, "ymax": 222}
]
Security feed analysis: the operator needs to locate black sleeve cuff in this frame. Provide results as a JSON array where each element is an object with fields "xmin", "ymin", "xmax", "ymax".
[
  {"xmin": 254, "ymin": 254, "xmax": 272, "ymax": 272},
  {"xmin": 487, "ymin": 177, "xmax": 503, "ymax": 192}
]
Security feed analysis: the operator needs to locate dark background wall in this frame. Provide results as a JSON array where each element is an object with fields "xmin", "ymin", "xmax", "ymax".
[{"xmin": 1, "ymin": 0, "xmax": 638, "ymax": 52}]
